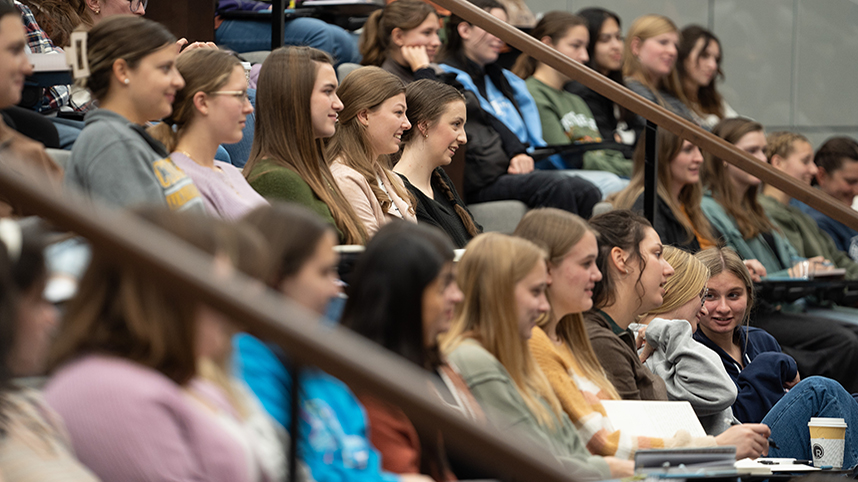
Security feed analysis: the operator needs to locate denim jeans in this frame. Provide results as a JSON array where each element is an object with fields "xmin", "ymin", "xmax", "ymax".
[
  {"xmin": 215, "ymin": 17, "xmax": 360, "ymax": 66},
  {"xmin": 763, "ymin": 376, "xmax": 858, "ymax": 469}
]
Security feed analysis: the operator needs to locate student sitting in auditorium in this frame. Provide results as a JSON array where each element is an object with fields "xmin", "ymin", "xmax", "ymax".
[
  {"xmin": 758, "ymin": 131, "xmax": 858, "ymax": 278},
  {"xmin": 677, "ymin": 25, "xmax": 737, "ymax": 130},
  {"xmin": 623, "ymin": 15, "xmax": 695, "ymax": 142},
  {"xmin": 64, "ymin": 16, "xmax": 205, "ymax": 212},
  {"xmin": 44, "ymin": 209, "xmax": 281, "ymax": 481},
  {"xmin": 512, "ymin": 11, "xmax": 631, "ymax": 186},
  {"xmin": 611, "ymin": 128, "xmax": 715, "ymax": 252},
  {"xmin": 693, "ymin": 246, "xmax": 858, "ymax": 466},
  {"xmin": 344, "ymin": 222, "xmax": 482, "ymax": 481},
  {"xmin": 514, "ymin": 209, "xmax": 729, "ymax": 457},
  {"xmin": 394, "ymin": 79, "xmax": 481, "ymax": 248},
  {"xmin": 328, "ymin": 67, "xmax": 417, "ymax": 237},
  {"xmin": 565, "ymin": 7, "xmax": 629, "ymax": 144},
  {"xmin": 435, "ymin": 0, "xmax": 601, "ymax": 216},
  {"xmin": 441, "ymin": 232, "xmax": 634, "ymax": 479},
  {"xmin": 797, "ymin": 136, "xmax": 858, "ymax": 260},
  {"xmin": 236, "ymin": 203, "xmax": 433, "ymax": 482},
  {"xmin": 149, "ymin": 49, "xmax": 266, "ymax": 220},
  {"xmin": 700, "ymin": 117, "xmax": 858, "ymax": 392},
  {"xmin": 0, "ymin": 221, "xmax": 97, "ymax": 480},
  {"xmin": 0, "ymin": 1, "xmax": 62, "ymax": 218},
  {"xmin": 244, "ymin": 47, "xmax": 367, "ymax": 245},
  {"xmin": 360, "ymin": 0, "xmax": 443, "ymax": 84}
]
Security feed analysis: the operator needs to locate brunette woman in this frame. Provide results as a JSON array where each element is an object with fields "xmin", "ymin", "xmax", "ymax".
[
  {"xmin": 612, "ymin": 128, "xmax": 715, "ymax": 252},
  {"xmin": 65, "ymin": 16, "xmax": 204, "ymax": 211},
  {"xmin": 623, "ymin": 15, "xmax": 695, "ymax": 141},
  {"xmin": 244, "ymin": 46, "xmax": 366, "ymax": 245},
  {"xmin": 513, "ymin": 11, "xmax": 630, "ymax": 185},
  {"xmin": 237, "ymin": 203, "xmax": 433, "ymax": 482},
  {"xmin": 394, "ymin": 79, "xmax": 481, "ymax": 248},
  {"xmin": 435, "ymin": 0, "xmax": 601, "ymax": 215},
  {"xmin": 677, "ymin": 25, "xmax": 737, "ymax": 129},
  {"xmin": 360, "ymin": 0, "xmax": 443, "ymax": 84},
  {"xmin": 344, "ymin": 222, "xmax": 478, "ymax": 481},
  {"xmin": 0, "ymin": 222, "xmax": 97, "ymax": 480},
  {"xmin": 565, "ymin": 7, "xmax": 626, "ymax": 143},
  {"xmin": 441, "ymin": 233, "xmax": 634, "ymax": 479},
  {"xmin": 149, "ymin": 48, "xmax": 267, "ymax": 220},
  {"xmin": 328, "ymin": 66, "xmax": 418, "ymax": 237}
]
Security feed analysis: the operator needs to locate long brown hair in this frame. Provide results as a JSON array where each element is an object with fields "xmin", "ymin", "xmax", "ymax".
[
  {"xmin": 327, "ymin": 66, "xmax": 416, "ymax": 215},
  {"xmin": 359, "ymin": 0, "xmax": 437, "ymax": 67},
  {"xmin": 511, "ymin": 11, "xmax": 587, "ymax": 79},
  {"xmin": 149, "ymin": 49, "xmax": 242, "ymax": 152},
  {"xmin": 245, "ymin": 47, "xmax": 366, "ymax": 245},
  {"xmin": 401, "ymin": 79, "xmax": 479, "ymax": 237},
  {"xmin": 701, "ymin": 118, "xmax": 774, "ymax": 240},
  {"xmin": 47, "ymin": 210, "xmax": 233, "ymax": 384},
  {"xmin": 21, "ymin": 0, "xmax": 93, "ymax": 47},
  {"xmin": 678, "ymin": 25, "xmax": 725, "ymax": 118},
  {"xmin": 623, "ymin": 15, "xmax": 689, "ymax": 110},
  {"xmin": 513, "ymin": 208, "xmax": 621, "ymax": 400},
  {"xmin": 612, "ymin": 127, "xmax": 715, "ymax": 246}
]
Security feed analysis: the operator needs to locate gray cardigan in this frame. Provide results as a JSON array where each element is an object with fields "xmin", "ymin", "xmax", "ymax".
[{"xmin": 643, "ymin": 318, "xmax": 739, "ymax": 435}]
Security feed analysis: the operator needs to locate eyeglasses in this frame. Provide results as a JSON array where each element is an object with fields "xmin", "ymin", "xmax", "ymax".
[
  {"xmin": 130, "ymin": 0, "xmax": 148, "ymax": 12},
  {"xmin": 698, "ymin": 287, "xmax": 708, "ymax": 307},
  {"xmin": 209, "ymin": 90, "xmax": 252, "ymax": 103}
]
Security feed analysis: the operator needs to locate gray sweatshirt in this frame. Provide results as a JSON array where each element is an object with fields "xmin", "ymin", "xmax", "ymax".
[
  {"xmin": 65, "ymin": 109, "xmax": 204, "ymax": 212},
  {"xmin": 643, "ymin": 318, "xmax": 739, "ymax": 435}
]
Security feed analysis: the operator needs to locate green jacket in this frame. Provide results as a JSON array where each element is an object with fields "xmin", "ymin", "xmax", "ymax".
[
  {"xmin": 525, "ymin": 77, "xmax": 631, "ymax": 177},
  {"xmin": 700, "ymin": 193, "xmax": 797, "ymax": 278},
  {"xmin": 247, "ymin": 158, "xmax": 342, "ymax": 239},
  {"xmin": 759, "ymin": 194, "xmax": 858, "ymax": 280},
  {"xmin": 447, "ymin": 340, "xmax": 610, "ymax": 480}
]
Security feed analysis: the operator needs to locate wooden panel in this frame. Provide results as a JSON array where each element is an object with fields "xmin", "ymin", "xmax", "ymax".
[{"xmin": 145, "ymin": 0, "xmax": 216, "ymax": 43}]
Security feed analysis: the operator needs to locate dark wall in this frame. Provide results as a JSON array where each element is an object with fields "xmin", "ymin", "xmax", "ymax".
[{"xmin": 145, "ymin": 0, "xmax": 216, "ymax": 43}]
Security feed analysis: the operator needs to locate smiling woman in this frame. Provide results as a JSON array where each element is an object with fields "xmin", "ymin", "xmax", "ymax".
[
  {"xmin": 328, "ymin": 66, "xmax": 417, "ymax": 237},
  {"xmin": 148, "ymin": 49, "xmax": 267, "ymax": 220},
  {"xmin": 65, "ymin": 15, "xmax": 205, "ymax": 212}
]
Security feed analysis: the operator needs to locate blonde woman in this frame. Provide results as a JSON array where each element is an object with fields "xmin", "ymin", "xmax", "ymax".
[
  {"xmin": 622, "ymin": 15, "xmax": 695, "ymax": 141},
  {"xmin": 327, "ymin": 67, "xmax": 417, "ymax": 237},
  {"xmin": 441, "ymin": 233, "xmax": 633, "ymax": 479},
  {"xmin": 637, "ymin": 246, "xmax": 738, "ymax": 435}
]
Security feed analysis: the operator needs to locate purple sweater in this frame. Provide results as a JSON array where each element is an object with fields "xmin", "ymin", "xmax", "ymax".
[
  {"xmin": 44, "ymin": 355, "xmax": 255, "ymax": 482},
  {"xmin": 171, "ymin": 153, "xmax": 268, "ymax": 221}
]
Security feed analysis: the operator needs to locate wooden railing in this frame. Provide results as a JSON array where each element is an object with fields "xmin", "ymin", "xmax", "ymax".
[{"xmin": 429, "ymin": 0, "xmax": 858, "ymax": 231}]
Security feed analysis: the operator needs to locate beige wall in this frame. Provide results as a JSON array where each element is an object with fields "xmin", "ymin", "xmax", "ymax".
[{"xmin": 522, "ymin": 0, "xmax": 858, "ymax": 148}]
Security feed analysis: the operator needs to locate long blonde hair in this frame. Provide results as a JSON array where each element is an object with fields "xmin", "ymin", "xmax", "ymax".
[
  {"xmin": 644, "ymin": 246, "xmax": 708, "ymax": 317},
  {"xmin": 623, "ymin": 15, "xmax": 689, "ymax": 110},
  {"xmin": 513, "ymin": 208, "xmax": 620, "ymax": 400},
  {"xmin": 326, "ymin": 66, "xmax": 416, "ymax": 215},
  {"xmin": 440, "ymin": 233, "xmax": 563, "ymax": 429}
]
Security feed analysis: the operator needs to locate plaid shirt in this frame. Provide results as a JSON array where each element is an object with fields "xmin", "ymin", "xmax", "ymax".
[{"xmin": 15, "ymin": 1, "xmax": 89, "ymax": 113}]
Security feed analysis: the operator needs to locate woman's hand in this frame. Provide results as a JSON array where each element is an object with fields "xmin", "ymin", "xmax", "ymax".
[
  {"xmin": 604, "ymin": 457, "xmax": 635, "ymax": 477},
  {"xmin": 177, "ymin": 38, "xmax": 218, "ymax": 52},
  {"xmin": 714, "ymin": 424, "xmax": 770, "ymax": 459},
  {"xmin": 742, "ymin": 259, "xmax": 766, "ymax": 282},
  {"xmin": 401, "ymin": 45, "xmax": 431, "ymax": 72},
  {"xmin": 784, "ymin": 371, "xmax": 800, "ymax": 390},
  {"xmin": 507, "ymin": 154, "xmax": 534, "ymax": 174}
]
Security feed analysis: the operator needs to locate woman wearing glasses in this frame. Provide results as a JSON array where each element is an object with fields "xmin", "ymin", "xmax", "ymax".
[{"xmin": 150, "ymin": 49, "xmax": 267, "ymax": 220}]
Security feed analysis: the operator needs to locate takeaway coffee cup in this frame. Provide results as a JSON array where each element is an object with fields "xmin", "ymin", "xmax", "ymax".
[{"xmin": 808, "ymin": 417, "xmax": 847, "ymax": 468}]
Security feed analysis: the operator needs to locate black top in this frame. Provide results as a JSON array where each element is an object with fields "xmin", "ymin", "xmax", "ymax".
[
  {"xmin": 631, "ymin": 193, "xmax": 700, "ymax": 253},
  {"xmin": 398, "ymin": 168, "xmax": 482, "ymax": 249}
]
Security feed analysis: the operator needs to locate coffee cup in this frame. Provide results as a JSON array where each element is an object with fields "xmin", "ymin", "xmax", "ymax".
[{"xmin": 808, "ymin": 417, "xmax": 847, "ymax": 468}]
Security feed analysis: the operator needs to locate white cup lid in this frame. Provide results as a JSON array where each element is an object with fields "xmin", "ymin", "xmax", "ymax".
[{"xmin": 808, "ymin": 417, "xmax": 847, "ymax": 428}]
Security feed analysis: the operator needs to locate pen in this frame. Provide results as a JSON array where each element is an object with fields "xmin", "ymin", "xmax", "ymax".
[{"xmin": 767, "ymin": 438, "xmax": 780, "ymax": 450}]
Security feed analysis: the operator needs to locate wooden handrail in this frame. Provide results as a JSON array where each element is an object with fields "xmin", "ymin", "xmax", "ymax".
[
  {"xmin": 0, "ymin": 164, "xmax": 590, "ymax": 482},
  {"xmin": 430, "ymin": 0, "xmax": 858, "ymax": 231}
]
